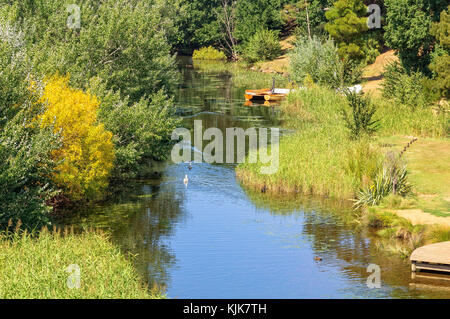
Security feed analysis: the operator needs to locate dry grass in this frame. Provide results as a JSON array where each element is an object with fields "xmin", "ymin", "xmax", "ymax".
[
  {"xmin": 253, "ymin": 35, "xmax": 296, "ymax": 75},
  {"xmin": 362, "ymin": 50, "xmax": 398, "ymax": 96}
]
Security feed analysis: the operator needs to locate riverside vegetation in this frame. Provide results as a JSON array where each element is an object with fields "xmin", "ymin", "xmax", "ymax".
[
  {"xmin": 237, "ymin": 1, "xmax": 450, "ymax": 258},
  {"xmin": 1, "ymin": 0, "xmax": 449, "ymax": 298}
]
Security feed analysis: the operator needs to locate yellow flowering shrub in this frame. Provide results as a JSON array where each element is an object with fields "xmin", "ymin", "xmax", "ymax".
[{"xmin": 38, "ymin": 75, "xmax": 115, "ymax": 201}]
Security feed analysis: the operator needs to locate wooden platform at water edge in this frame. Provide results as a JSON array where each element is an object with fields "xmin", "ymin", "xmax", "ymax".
[{"xmin": 410, "ymin": 241, "xmax": 450, "ymax": 273}]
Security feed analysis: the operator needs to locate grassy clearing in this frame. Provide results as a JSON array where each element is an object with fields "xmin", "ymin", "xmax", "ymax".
[
  {"xmin": 0, "ymin": 227, "xmax": 162, "ymax": 299},
  {"xmin": 371, "ymin": 136, "xmax": 450, "ymax": 222}
]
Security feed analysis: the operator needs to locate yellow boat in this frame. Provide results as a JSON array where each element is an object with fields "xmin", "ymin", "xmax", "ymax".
[{"xmin": 244, "ymin": 88, "xmax": 291, "ymax": 102}]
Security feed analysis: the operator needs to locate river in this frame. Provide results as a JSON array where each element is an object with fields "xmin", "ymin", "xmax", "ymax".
[{"xmin": 63, "ymin": 57, "xmax": 450, "ymax": 299}]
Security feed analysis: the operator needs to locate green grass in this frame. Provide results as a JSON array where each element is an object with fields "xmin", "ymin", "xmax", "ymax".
[
  {"xmin": 237, "ymin": 86, "xmax": 380, "ymax": 198},
  {"xmin": 375, "ymin": 136, "xmax": 450, "ymax": 217},
  {"xmin": 237, "ymin": 85, "xmax": 448, "ymax": 200},
  {"xmin": 0, "ymin": 228, "xmax": 163, "ymax": 299}
]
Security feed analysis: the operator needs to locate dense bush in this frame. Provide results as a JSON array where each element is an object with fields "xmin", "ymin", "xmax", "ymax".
[
  {"xmin": 382, "ymin": 61, "xmax": 431, "ymax": 109},
  {"xmin": 0, "ymin": 22, "xmax": 59, "ymax": 229},
  {"xmin": 0, "ymin": 22, "xmax": 29, "ymax": 129},
  {"xmin": 355, "ymin": 154, "xmax": 413, "ymax": 209},
  {"xmin": 38, "ymin": 75, "xmax": 115, "ymax": 201},
  {"xmin": 242, "ymin": 29, "xmax": 282, "ymax": 63},
  {"xmin": 290, "ymin": 36, "xmax": 343, "ymax": 88},
  {"xmin": 88, "ymin": 78, "xmax": 181, "ymax": 180},
  {"xmin": 0, "ymin": 112, "xmax": 60, "ymax": 229},
  {"xmin": 429, "ymin": 6, "xmax": 450, "ymax": 99},
  {"xmin": 235, "ymin": 0, "xmax": 283, "ymax": 42},
  {"xmin": 1, "ymin": 0, "xmax": 179, "ymax": 102},
  {"xmin": 384, "ymin": 0, "xmax": 447, "ymax": 73},
  {"xmin": 193, "ymin": 46, "xmax": 227, "ymax": 60},
  {"xmin": 341, "ymin": 91, "xmax": 380, "ymax": 140}
]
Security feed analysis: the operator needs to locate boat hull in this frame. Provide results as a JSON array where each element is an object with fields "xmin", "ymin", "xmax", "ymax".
[{"xmin": 245, "ymin": 88, "xmax": 290, "ymax": 102}]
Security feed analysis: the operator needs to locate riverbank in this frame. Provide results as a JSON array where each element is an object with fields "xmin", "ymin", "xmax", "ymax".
[
  {"xmin": 235, "ymin": 80, "xmax": 449, "ymax": 256},
  {"xmin": 0, "ymin": 228, "xmax": 162, "ymax": 298}
]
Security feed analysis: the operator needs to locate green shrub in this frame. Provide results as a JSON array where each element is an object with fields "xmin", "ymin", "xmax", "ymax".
[
  {"xmin": 354, "ymin": 153, "xmax": 413, "ymax": 209},
  {"xmin": 382, "ymin": 61, "xmax": 432, "ymax": 109},
  {"xmin": 234, "ymin": 0, "xmax": 283, "ymax": 42},
  {"xmin": 0, "ymin": 117, "xmax": 60, "ymax": 229},
  {"xmin": 242, "ymin": 29, "xmax": 282, "ymax": 63},
  {"xmin": 0, "ymin": 23, "xmax": 60, "ymax": 229},
  {"xmin": 290, "ymin": 36, "xmax": 344, "ymax": 88},
  {"xmin": 193, "ymin": 46, "xmax": 227, "ymax": 60},
  {"xmin": 341, "ymin": 91, "xmax": 380, "ymax": 139},
  {"xmin": 2, "ymin": 0, "xmax": 179, "ymax": 102},
  {"xmin": 0, "ymin": 22, "xmax": 29, "ymax": 129},
  {"xmin": 88, "ymin": 77, "xmax": 181, "ymax": 180}
]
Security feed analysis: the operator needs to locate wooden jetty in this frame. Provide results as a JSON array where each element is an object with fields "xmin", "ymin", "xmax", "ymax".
[{"xmin": 410, "ymin": 241, "xmax": 450, "ymax": 273}]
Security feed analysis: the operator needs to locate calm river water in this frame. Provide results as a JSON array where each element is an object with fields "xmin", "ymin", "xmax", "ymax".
[{"xmin": 64, "ymin": 58, "xmax": 450, "ymax": 299}]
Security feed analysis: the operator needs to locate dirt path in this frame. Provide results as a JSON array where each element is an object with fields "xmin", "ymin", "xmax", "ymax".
[
  {"xmin": 395, "ymin": 209, "xmax": 450, "ymax": 227},
  {"xmin": 361, "ymin": 50, "xmax": 398, "ymax": 96}
]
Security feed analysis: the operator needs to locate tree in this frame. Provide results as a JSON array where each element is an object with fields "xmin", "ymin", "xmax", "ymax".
[
  {"xmin": 235, "ymin": 0, "xmax": 284, "ymax": 42},
  {"xmin": 384, "ymin": 0, "xmax": 447, "ymax": 73},
  {"xmin": 1, "ymin": 0, "xmax": 179, "ymax": 102},
  {"xmin": 429, "ymin": 5, "xmax": 450, "ymax": 99},
  {"xmin": 284, "ymin": 0, "xmax": 333, "ymax": 38},
  {"xmin": 325, "ymin": 0, "xmax": 368, "ymax": 62},
  {"xmin": 216, "ymin": 0, "xmax": 239, "ymax": 60}
]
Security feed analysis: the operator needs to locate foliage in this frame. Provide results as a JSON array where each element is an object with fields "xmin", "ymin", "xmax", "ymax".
[
  {"xmin": 193, "ymin": 46, "xmax": 227, "ymax": 60},
  {"xmin": 235, "ymin": 0, "xmax": 284, "ymax": 43},
  {"xmin": 325, "ymin": 0, "xmax": 368, "ymax": 62},
  {"xmin": 1, "ymin": 0, "xmax": 179, "ymax": 102},
  {"xmin": 429, "ymin": 6, "xmax": 450, "ymax": 99},
  {"xmin": 38, "ymin": 75, "xmax": 115, "ymax": 202},
  {"xmin": 344, "ymin": 138, "xmax": 383, "ymax": 190},
  {"xmin": 0, "ymin": 228, "xmax": 163, "ymax": 298},
  {"xmin": 384, "ymin": 0, "xmax": 447, "ymax": 73},
  {"xmin": 242, "ymin": 29, "xmax": 282, "ymax": 63},
  {"xmin": 176, "ymin": 0, "xmax": 223, "ymax": 52},
  {"xmin": 341, "ymin": 91, "xmax": 380, "ymax": 139},
  {"xmin": 362, "ymin": 32, "xmax": 382, "ymax": 65},
  {"xmin": 354, "ymin": 154, "xmax": 413, "ymax": 209},
  {"xmin": 0, "ymin": 23, "xmax": 59, "ymax": 229},
  {"xmin": 88, "ymin": 78, "xmax": 181, "ymax": 180},
  {"xmin": 0, "ymin": 112, "xmax": 60, "ymax": 230},
  {"xmin": 286, "ymin": 0, "xmax": 333, "ymax": 38},
  {"xmin": 290, "ymin": 36, "xmax": 344, "ymax": 88},
  {"xmin": 0, "ymin": 22, "xmax": 29, "ymax": 129},
  {"xmin": 381, "ymin": 61, "xmax": 431, "ymax": 109}
]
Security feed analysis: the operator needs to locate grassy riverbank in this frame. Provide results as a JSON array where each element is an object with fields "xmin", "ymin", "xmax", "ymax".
[
  {"xmin": 236, "ymin": 83, "xmax": 449, "ymax": 256},
  {"xmin": 0, "ymin": 228, "xmax": 162, "ymax": 299},
  {"xmin": 236, "ymin": 86, "xmax": 447, "ymax": 196}
]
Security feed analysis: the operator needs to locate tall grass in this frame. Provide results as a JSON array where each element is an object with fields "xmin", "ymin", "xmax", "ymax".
[
  {"xmin": 237, "ymin": 86, "xmax": 356, "ymax": 198},
  {"xmin": 236, "ymin": 84, "xmax": 448, "ymax": 198},
  {"xmin": 0, "ymin": 227, "xmax": 162, "ymax": 299}
]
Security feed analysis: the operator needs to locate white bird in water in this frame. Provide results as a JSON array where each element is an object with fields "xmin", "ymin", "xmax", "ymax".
[{"xmin": 183, "ymin": 174, "xmax": 189, "ymax": 187}]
